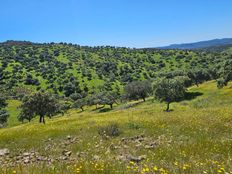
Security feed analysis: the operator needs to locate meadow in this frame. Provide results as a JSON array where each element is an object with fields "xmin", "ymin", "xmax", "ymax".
[{"xmin": 0, "ymin": 81, "xmax": 232, "ymax": 174}]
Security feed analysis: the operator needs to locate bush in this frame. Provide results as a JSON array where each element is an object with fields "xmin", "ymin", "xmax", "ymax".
[
  {"xmin": 0, "ymin": 110, "xmax": 9, "ymax": 127},
  {"xmin": 98, "ymin": 123, "xmax": 121, "ymax": 137}
]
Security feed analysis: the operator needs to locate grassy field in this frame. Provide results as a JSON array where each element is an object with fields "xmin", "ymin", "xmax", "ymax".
[{"xmin": 0, "ymin": 81, "xmax": 232, "ymax": 174}]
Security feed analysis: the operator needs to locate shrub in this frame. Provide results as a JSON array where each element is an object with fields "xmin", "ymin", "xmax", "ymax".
[
  {"xmin": 0, "ymin": 110, "xmax": 9, "ymax": 127},
  {"xmin": 98, "ymin": 123, "xmax": 121, "ymax": 137}
]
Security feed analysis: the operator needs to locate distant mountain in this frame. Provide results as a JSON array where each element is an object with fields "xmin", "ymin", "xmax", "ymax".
[{"xmin": 159, "ymin": 38, "xmax": 232, "ymax": 50}]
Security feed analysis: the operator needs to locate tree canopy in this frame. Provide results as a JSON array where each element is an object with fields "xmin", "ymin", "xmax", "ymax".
[
  {"xmin": 154, "ymin": 78, "xmax": 186, "ymax": 111},
  {"xmin": 19, "ymin": 92, "xmax": 59, "ymax": 123},
  {"xmin": 124, "ymin": 80, "xmax": 152, "ymax": 102}
]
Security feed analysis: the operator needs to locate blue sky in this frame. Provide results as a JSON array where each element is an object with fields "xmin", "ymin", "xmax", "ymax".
[{"xmin": 0, "ymin": 0, "xmax": 232, "ymax": 47}]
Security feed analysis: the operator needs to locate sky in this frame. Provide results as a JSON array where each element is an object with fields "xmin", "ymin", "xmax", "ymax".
[{"xmin": 0, "ymin": 0, "xmax": 232, "ymax": 48}]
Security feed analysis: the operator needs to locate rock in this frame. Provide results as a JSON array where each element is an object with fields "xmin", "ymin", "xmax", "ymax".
[
  {"xmin": 37, "ymin": 156, "xmax": 43, "ymax": 161},
  {"xmin": 16, "ymin": 155, "xmax": 23, "ymax": 161},
  {"xmin": 115, "ymin": 155, "xmax": 127, "ymax": 161},
  {"xmin": 66, "ymin": 135, "xmax": 71, "ymax": 140},
  {"xmin": 123, "ymin": 145, "xmax": 129, "ymax": 149},
  {"xmin": 0, "ymin": 148, "xmax": 10, "ymax": 156},
  {"xmin": 127, "ymin": 155, "xmax": 147, "ymax": 163},
  {"xmin": 65, "ymin": 151, "xmax": 72, "ymax": 157},
  {"xmin": 93, "ymin": 155, "xmax": 100, "ymax": 161},
  {"xmin": 135, "ymin": 143, "xmax": 142, "ymax": 147},
  {"xmin": 61, "ymin": 156, "xmax": 68, "ymax": 160},
  {"xmin": 121, "ymin": 138, "xmax": 126, "ymax": 142},
  {"xmin": 144, "ymin": 142, "xmax": 157, "ymax": 149},
  {"xmin": 144, "ymin": 145, "xmax": 155, "ymax": 149},
  {"xmin": 24, "ymin": 159, "xmax": 30, "ymax": 164},
  {"xmin": 23, "ymin": 152, "xmax": 30, "ymax": 157}
]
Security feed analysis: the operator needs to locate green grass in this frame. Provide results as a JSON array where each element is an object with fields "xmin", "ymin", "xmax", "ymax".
[
  {"xmin": 6, "ymin": 100, "xmax": 21, "ymax": 127},
  {"xmin": 0, "ymin": 81, "xmax": 232, "ymax": 174}
]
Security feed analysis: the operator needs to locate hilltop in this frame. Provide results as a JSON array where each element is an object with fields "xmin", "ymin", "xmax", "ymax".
[{"xmin": 159, "ymin": 38, "xmax": 232, "ymax": 50}]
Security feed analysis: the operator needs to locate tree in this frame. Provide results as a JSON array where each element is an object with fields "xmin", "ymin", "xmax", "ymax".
[
  {"xmin": 0, "ymin": 95, "xmax": 7, "ymax": 108},
  {"xmin": 124, "ymin": 80, "xmax": 152, "ymax": 102},
  {"xmin": 154, "ymin": 78, "xmax": 186, "ymax": 111},
  {"xmin": 0, "ymin": 94, "xmax": 9, "ymax": 127},
  {"xmin": 0, "ymin": 110, "xmax": 9, "ymax": 127},
  {"xmin": 17, "ymin": 106, "xmax": 34, "ymax": 123},
  {"xmin": 19, "ymin": 92, "xmax": 58, "ymax": 124},
  {"xmin": 98, "ymin": 91, "xmax": 118, "ymax": 109},
  {"xmin": 174, "ymin": 76, "xmax": 192, "ymax": 88},
  {"xmin": 87, "ymin": 93, "xmax": 104, "ymax": 109},
  {"xmin": 73, "ymin": 98, "xmax": 87, "ymax": 111},
  {"xmin": 63, "ymin": 81, "xmax": 82, "ymax": 97},
  {"xmin": 187, "ymin": 69, "xmax": 210, "ymax": 87},
  {"xmin": 217, "ymin": 60, "xmax": 232, "ymax": 88}
]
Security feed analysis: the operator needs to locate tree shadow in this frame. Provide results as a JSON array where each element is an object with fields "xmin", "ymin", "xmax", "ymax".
[
  {"xmin": 163, "ymin": 109, "xmax": 174, "ymax": 112},
  {"xmin": 184, "ymin": 91, "xmax": 203, "ymax": 101},
  {"xmin": 117, "ymin": 100, "xmax": 145, "ymax": 110},
  {"xmin": 76, "ymin": 110, "xmax": 84, "ymax": 114},
  {"xmin": 98, "ymin": 108, "xmax": 112, "ymax": 113}
]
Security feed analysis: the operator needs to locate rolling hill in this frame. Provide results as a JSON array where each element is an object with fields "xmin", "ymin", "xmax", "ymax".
[
  {"xmin": 159, "ymin": 38, "xmax": 232, "ymax": 50},
  {"xmin": 0, "ymin": 41, "xmax": 232, "ymax": 174},
  {"xmin": 0, "ymin": 40, "xmax": 231, "ymax": 98}
]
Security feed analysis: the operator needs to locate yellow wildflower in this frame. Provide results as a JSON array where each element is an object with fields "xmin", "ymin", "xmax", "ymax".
[{"xmin": 153, "ymin": 166, "xmax": 158, "ymax": 171}]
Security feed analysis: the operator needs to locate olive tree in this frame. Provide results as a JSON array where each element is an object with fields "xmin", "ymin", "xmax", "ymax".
[
  {"xmin": 154, "ymin": 78, "xmax": 186, "ymax": 111},
  {"xmin": 19, "ymin": 92, "xmax": 59, "ymax": 124},
  {"xmin": 73, "ymin": 98, "xmax": 87, "ymax": 111},
  {"xmin": 0, "ymin": 95, "xmax": 7, "ymax": 108},
  {"xmin": 187, "ymin": 69, "xmax": 211, "ymax": 87},
  {"xmin": 0, "ymin": 94, "xmax": 9, "ymax": 127},
  {"xmin": 99, "ymin": 91, "xmax": 118, "ymax": 109},
  {"xmin": 217, "ymin": 60, "xmax": 232, "ymax": 88},
  {"xmin": 0, "ymin": 110, "xmax": 9, "ymax": 127},
  {"xmin": 124, "ymin": 80, "xmax": 152, "ymax": 102}
]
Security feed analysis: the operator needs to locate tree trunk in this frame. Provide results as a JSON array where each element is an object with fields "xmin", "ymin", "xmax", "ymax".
[
  {"xmin": 39, "ymin": 115, "xmax": 45, "ymax": 124},
  {"xmin": 39, "ymin": 115, "xmax": 42, "ymax": 123},
  {"xmin": 143, "ymin": 97, "xmax": 146, "ymax": 102},
  {"xmin": 110, "ymin": 104, "xmax": 113, "ymax": 109},
  {"xmin": 42, "ymin": 116, "xmax": 45, "ymax": 124},
  {"xmin": 81, "ymin": 107, "xmax": 84, "ymax": 112},
  {"xmin": 166, "ymin": 102, "xmax": 170, "ymax": 112}
]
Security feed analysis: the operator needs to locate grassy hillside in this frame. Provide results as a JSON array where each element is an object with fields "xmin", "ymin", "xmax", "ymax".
[
  {"xmin": 1, "ymin": 41, "xmax": 231, "ymax": 97},
  {"xmin": 0, "ymin": 81, "xmax": 232, "ymax": 174}
]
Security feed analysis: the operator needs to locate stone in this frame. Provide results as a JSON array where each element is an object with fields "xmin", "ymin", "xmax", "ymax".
[
  {"xmin": 135, "ymin": 143, "xmax": 142, "ymax": 147},
  {"xmin": 24, "ymin": 159, "xmax": 30, "ymax": 164},
  {"xmin": 115, "ymin": 155, "xmax": 127, "ymax": 161},
  {"xmin": 64, "ymin": 151, "xmax": 72, "ymax": 157},
  {"xmin": 61, "ymin": 156, "xmax": 68, "ymax": 160},
  {"xmin": 127, "ymin": 155, "xmax": 147, "ymax": 163},
  {"xmin": 0, "ymin": 148, "xmax": 9, "ymax": 156},
  {"xmin": 93, "ymin": 155, "xmax": 100, "ymax": 161},
  {"xmin": 23, "ymin": 152, "xmax": 30, "ymax": 157}
]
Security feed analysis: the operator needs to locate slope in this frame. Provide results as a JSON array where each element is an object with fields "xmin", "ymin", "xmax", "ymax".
[{"xmin": 0, "ymin": 81, "xmax": 232, "ymax": 173}]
